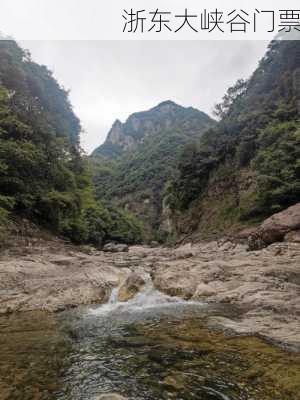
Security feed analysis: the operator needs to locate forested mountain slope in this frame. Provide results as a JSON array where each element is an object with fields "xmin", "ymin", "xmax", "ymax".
[
  {"xmin": 165, "ymin": 39, "xmax": 300, "ymax": 240},
  {"xmin": 91, "ymin": 101, "xmax": 215, "ymax": 238},
  {"xmin": 0, "ymin": 40, "xmax": 143, "ymax": 246}
]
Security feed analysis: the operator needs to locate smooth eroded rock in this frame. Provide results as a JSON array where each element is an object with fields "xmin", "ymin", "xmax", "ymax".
[
  {"xmin": 117, "ymin": 273, "xmax": 146, "ymax": 302},
  {"xmin": 193, "ymin": 283, "xmax": 217, "ymax": 299}
]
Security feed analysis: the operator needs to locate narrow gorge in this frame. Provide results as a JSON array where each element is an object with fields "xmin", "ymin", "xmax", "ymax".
[{"xmin": 0, "ymin": 37, "xmax": 299, "ymax": 400}]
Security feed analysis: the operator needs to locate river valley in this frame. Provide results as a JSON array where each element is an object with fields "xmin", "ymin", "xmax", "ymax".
[{"xmin": 0, "ymin": 238, "xmax": 300, "ymax": 399}]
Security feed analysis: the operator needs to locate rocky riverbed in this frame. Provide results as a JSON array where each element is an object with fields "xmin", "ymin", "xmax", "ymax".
[{"xmin": 0, "ymin": 235, "xmax": 299, "ymax": 351}]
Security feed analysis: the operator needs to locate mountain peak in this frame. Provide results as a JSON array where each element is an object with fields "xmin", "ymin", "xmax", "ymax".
[
  {"xmin": 92, "ymin": 100, "xmax": 215, "ymax": 158},
  {"xmin": 157, "ymin": 100, "xmax": 179, "ymax": 107},
  {"xmin": 153, "ymin": 100, "xmax": 182, "ymax": 111},
  {"xmin": 112, "ymin": 119, "xmax": 122, "ymax": 126}
]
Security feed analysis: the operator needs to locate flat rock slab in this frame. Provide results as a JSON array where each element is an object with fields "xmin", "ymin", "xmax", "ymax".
[{"xmin": 0, "ymin": 239, "xmax": 299, "ymax": 349}]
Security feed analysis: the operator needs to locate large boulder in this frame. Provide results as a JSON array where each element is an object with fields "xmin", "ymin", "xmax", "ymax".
[
  {"xmin": 117, "ymin": 273, "xmax": 146, "ymax": 302},
  {"xmin": 248, "ymin": 203, "xmax": 300, "ymax": 250}
]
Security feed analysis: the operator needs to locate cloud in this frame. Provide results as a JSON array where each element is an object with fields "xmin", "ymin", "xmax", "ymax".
[{"xmin": 20, "ymin": 40, "xmax": 268, "ymax": 153}]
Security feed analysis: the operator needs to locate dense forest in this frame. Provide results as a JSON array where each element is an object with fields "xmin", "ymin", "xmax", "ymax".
[
  {"xmin": 0, "ymin": 40, "xmax": 143, "ymax": 246},
  {"xmin": 165, "ymin": 39, "xmax": 300, "ymax": 238}
]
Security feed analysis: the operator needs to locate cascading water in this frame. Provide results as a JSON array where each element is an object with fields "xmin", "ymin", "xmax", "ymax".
[
  {"xmin": 89, "ymin": 273, "xmax": 197, "ymax": 317},
  {"xmin": 1, "ymin": 274, "xmax": 298, "ymax": 400}
]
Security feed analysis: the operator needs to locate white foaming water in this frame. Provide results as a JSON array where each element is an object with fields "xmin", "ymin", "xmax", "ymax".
[{"xmin": 89, "ymin": 274, "xmax": 198, "ymax": 317}]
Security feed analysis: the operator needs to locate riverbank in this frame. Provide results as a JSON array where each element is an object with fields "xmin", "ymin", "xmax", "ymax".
[{"xmin": 0, "ymin": 237, "xmax": 299, "ymax": 351}]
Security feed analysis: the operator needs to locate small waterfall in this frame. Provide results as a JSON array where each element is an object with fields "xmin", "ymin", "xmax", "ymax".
[
  {"xmin": 89, "ymin": 273, "xmax": 196, "ymax": 316},
  {"xmin": 108, "ymin": 286, "xmax": 119, "ymax": 304}
]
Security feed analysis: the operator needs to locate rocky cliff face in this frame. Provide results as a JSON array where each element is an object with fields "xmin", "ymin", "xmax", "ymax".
[
  {"xmin": 106, "ymin": 119, "xmax": 136, "ymax": 151},
  {"xmin": 92, "ymin": 101, "xmax": 214, "ymax": 159}
]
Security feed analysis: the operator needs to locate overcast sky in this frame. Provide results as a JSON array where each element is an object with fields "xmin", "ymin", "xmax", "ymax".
[{"xmin": 21, "ymin": 41, "xmax": 268, "ymax": 154}]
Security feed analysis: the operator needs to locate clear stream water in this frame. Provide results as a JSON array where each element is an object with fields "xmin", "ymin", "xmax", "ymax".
[{"xmin": 0, "ymin": 280, "xmax": 299, "ymax": 400}]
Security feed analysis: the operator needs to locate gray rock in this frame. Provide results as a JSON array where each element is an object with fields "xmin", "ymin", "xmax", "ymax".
[
  {"xmin": 173, "ymin": 243, "xmax": 195, "ymax": 259},
  {"xmin": 193, "ymin": 283, "xmax": 217, "ymax": 299},
  {"xmin": 103, "ymin": 243, "xmax": 129, "ymax": 253}
]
